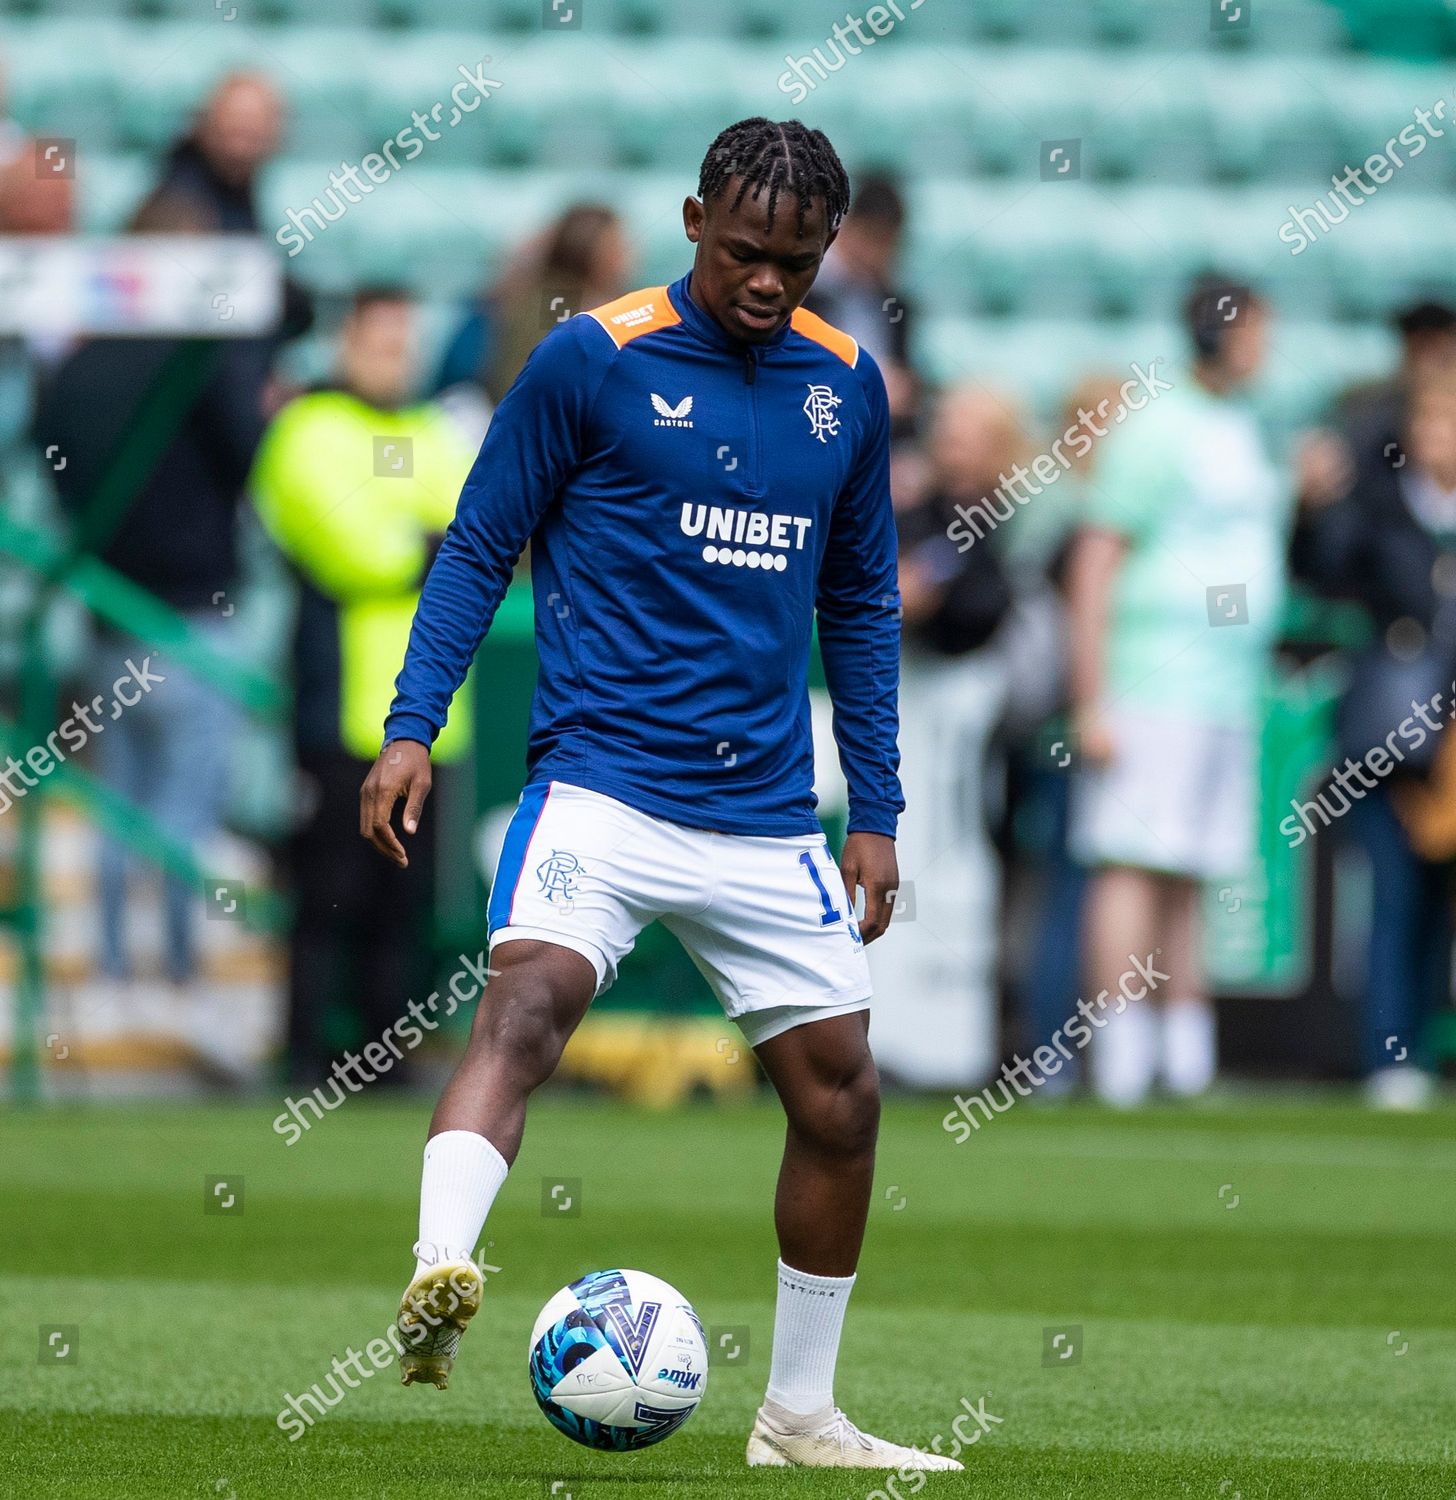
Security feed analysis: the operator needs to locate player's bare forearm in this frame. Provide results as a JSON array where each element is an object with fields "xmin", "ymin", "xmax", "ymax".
[
  {"xmin": 840, "ymin": 830, "xmax": 898, "ymax": 943},
  {"xmin": 360, "ymin": 737, "xmax": 433, "ymax": 867},
  {"xmin": 1065, "ymin": 527, "xmax": 1127, "ymax": 763}
]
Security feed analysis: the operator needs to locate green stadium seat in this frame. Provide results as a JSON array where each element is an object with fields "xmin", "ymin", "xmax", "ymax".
[
  {"xmin": 106, "ymin": 24, "xmax": 374, "ymax": 160},
  {"xmin": 363, "ymin": 36, "xmax": 529, "ymax": 168},
  {"xmin": 258, "ymin": 0, "xmax": 386, "ymax": 25},
  {"xmin": 3, "ymin": 19, "xmax": 127, "ymax": 154},
  {"xmin": 914, "ymin": 313, "xmax": 1160, "ymax": 414},
  {"xmin": 600, "ymin": 0, "xmax": 693, "ymax": 35},
  {"xmin": 1329, "ymin": 60, "xmax": 1456, "ymax": 189},
  {"xmin": 1204, "ymin": 58, "xmax": 1348, "ymax": 185},
  {"xmin": 592, "ymin": 41, "xmax": 756, "ymax": 171},
  {"xmin": 4, "ymin": 0, "xmax": 128, "ymax": 15},
  {"xmin": 1326, "ymin": 192, "xmax": 1456, "ymax": 319},
  {"xmin": 377, "ymin": 0, "xmax": 538, "ymax": 30},
  {"xmin": 1328, "ymin": 0, "xmax": 1456, "ymax": 59},
  {"xmin": 1087, "ymin": 0, "xmax": 1201, "ymax": 48},
  {"xmin": 74, "ymin": 152, "xmax": 153, "ymax": 233},
  {"xmin": 6, "ymin": 0, "xmax": 1422, "ymax": 434},
  {"xmin": 1261, "ymin": 318, "xmax": 1398, "ymax": 428}
]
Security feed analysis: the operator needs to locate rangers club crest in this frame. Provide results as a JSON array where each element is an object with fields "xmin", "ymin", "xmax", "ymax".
[
  {"xmin": 536, "ymin": 850, "xmax": 583, "ymax": 903},
  {"xmin": 803, "ymin": 384, "xmax": 842, "ymax": 443}
]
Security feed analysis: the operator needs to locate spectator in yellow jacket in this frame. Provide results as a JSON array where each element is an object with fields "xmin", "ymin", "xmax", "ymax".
[{"xmin": 251, "ymin": 288, "xmax": 473, "ymax": 1086}]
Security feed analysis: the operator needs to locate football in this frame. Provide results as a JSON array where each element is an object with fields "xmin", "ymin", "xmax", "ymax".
[{"xmin": 528, "ymin": 1269, "xmax": 708, "ymax": 1450}]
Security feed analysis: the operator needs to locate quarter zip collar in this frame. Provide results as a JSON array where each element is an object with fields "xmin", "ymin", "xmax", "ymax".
[{"xmin": 667, "ymin": 271, "xmax": 793, "ymax": 357}]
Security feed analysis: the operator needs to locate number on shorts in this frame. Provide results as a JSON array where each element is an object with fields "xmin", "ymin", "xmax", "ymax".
[{"xmin": 798, "ymin": 849, "xmax": 842, "ymax": 926}]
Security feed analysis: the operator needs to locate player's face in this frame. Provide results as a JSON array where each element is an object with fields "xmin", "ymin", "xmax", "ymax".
[{"xmin": 683, "ymin": 178, "xmax": 837, "ymax": 344}]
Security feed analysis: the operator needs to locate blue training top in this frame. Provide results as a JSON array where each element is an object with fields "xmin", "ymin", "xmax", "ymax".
[{"xmin": 384, "ymin": 270, "xmax": 903, "ymax": 838}]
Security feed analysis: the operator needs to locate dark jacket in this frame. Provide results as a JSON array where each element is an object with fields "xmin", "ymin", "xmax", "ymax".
[
  {"xmin": 153, "ymin": 140, "xmax": 313, "ymax": 340},
  {"xmin": 156, "ymin": 139, "xmax": 259, "ymax": 233},
  {"xmin": 34, "ymin": 336, "xmax": 272, "ymax": 609},
  {"xmin": 897, "ymin": 489, "xmax": 1013, "ymax": 658},
  {"xmin": 1290, "ymin": 463, "xmax": 1456, "ymax": 635},
  {"xmin": 1291, "ymin": 463, "xmax": 1456, "ymax": 768}
]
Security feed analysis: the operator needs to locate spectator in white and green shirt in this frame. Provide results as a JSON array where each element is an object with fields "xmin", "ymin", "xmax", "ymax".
[{"xmin": 1065, "ymin": 275, "xmax": 1290, "ymax": 1107}]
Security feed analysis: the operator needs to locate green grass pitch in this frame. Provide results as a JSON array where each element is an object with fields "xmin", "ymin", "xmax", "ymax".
[{"xmin": 3, "ymin": 1094, "xmax": 1453, "ymax": 1497}]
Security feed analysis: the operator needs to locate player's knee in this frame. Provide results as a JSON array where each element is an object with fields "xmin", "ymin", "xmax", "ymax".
[
  {"xmin": 469, "ymin": 971, "xmax": 568, "ymax": 1089},
  {"xmin": 792, "ymin": 1054, "xmax": 880, "ymax": 1158},
  {"xmin": 839, "ymin": 1063, "xmax": 881, "ymax": 1156}
]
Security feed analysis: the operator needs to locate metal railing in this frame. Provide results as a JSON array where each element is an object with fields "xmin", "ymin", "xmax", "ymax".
[{"xmin": 1, "ymin": 350, "xmax": 289, "ymax": 1099}]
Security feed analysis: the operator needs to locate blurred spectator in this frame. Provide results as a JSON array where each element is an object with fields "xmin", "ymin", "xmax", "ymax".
[
  {"xmin": 1336, "ymin": 299, "xmax": 1456, "ymax": 483},
  {"xmin": 803, "ymin": 170, "xmax": 918, "ymax": 438},
  {"xmin": 1008, "ymin": 374, "xmax": 1128, "ymax": 1091},
  {"xmin": 1292, "ymin": 371, "xmax": 1456, "ymax": 1109},
  {"xmin": 0, "ymin": 55, "xmax": 74, "ymax": 455},
  {"xmin": 33, "ymin": 191, "xmax": 276, "ymax": 984},
  {"xmin": 434, "ymin": 202, "xmax": 630, "ymax": 431},
  {"xmin": 1066, "ymin": 276, "xmax": 1289, "ymax": 1106},
  {"xmin": 250, "ymin": 289, "xmax": 472, "ymax": 1087},
  {"xmin": 154, "ymin": 70, "xmax": 282, "ymax": 231},
  {"xmin": 867, "ymin": 386, "xmax": 1023, "ymax": 1086},
  {"xmin": 896, "ymin": 388, "xmax": 1017, "ymax": 652},
  {"xmin": 0, "ymin": 57, "xmax": 74, "ymax": 235},
  {"xmin": 146, "ymin": 70, "xmax": 311, "ymax": 342}
]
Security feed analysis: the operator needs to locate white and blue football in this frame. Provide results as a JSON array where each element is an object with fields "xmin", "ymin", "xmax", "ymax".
[{"xmin": 528, "ymin": 1268, "xmax": 708, "ymax": 1450}]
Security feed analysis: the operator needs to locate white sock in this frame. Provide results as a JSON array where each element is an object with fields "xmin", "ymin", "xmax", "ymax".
[
  {"xmin": 764, "ymin": 1259, "xmax": 855, "ymax": 1419},
  {"xmin": 412, "ymin": 1130, "xmax": 509, "ymax": 1279},
  {"xmin": 1092, "ymin": 1000, "xmax": 1157, "ymax": 1107},
  {"xmin": 1161, "ymin": 997, "xmax": 1216, "ymax": 1097}
]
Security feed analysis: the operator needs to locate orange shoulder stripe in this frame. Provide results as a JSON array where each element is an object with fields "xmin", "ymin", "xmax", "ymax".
[
  {"xmin": 790, "ymin": 306, "xmax": 859, "ymax": 368},
  {"xmin": 585, "ymin": 286, "xmax": 681, "ymax": 348}
]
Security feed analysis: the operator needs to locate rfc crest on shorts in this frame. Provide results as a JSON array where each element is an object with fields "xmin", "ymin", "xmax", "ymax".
[
  {"xmin": 802, "ymin": 383, "xmax": 842, "ymax": 443},
  {"xmin": 489, "ymin": 782, "xmax": 872, "ymax": 1034},
  {"xmin": 536, "ymin": 850, "xmax": 584, "ymax": 903}
]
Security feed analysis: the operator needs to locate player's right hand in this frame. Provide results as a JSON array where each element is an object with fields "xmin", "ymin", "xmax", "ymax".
[{"xmin": 360, "ymin": 738, "xmax": 432, "ymax": 867}]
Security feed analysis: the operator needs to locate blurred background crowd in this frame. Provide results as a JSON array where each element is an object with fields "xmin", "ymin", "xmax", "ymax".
[{"xmin": 3, "ymin": 0, "xmax": 1455, "ymax": 1111}]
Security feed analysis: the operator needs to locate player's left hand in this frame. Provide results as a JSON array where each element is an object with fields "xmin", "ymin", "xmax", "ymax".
[{"xmin": 840, "ymin": 831, "xmax": 899, "ymax": 945}]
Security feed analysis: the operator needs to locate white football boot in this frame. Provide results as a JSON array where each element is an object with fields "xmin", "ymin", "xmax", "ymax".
[
  {"xmin": 746, "ymin": 1402, "xmax": 964, "ymax": 1470},
  {"xmin": 396, "ymin": 1259, "xmax": 483, "ymax": 1389}
]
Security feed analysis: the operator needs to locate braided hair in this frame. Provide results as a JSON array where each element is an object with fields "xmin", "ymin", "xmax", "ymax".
[{"xmin": 697, "ymin": 117, "xmax": 851, "ymax": 236}]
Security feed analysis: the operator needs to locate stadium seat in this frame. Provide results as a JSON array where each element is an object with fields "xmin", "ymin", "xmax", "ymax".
[
  {"xmin": 1325, "ymin": 191, "xmax": 1456, "ymax": 319},
  {"xmin": 1203, "ymin": 58, "xmax": 1347, "ymax": 185},
  {"xmin": 1329, "ymin": 58, "xmax": 1456, "ymax": 189},
  {"xmin": 2, "ymin": 19, "xmax": 127, "ymax": 154},
  {"xmin": 1261, "ymin": 317, "xmax": 1398, "ymax": 426},
  {"xmin": 391, "ymin": 0, "xmax": 540, "ymax": 29},
  {"xmin": 1329, "ymin": 0, "xmax": 1456, "ymax": 59},
  {"xmin": 4, "ymin": 0, "xmax": 1436, "ymax": 429},
  {"xmin": 913, "ymin": 313, "xmax": 1152, "ymax": 414},
  {"xmin": 74, "ymin": 153, "xmax": 153, "ymax": 233},
  {"xmin": 257, "ymin": 0, "xmax": 386, "ymax": 25}
]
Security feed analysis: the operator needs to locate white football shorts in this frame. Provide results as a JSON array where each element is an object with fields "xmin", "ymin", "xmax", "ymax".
[
  {"xmin": 486, "ymin": 780, "xmax": 872, "ymax": 1047},
  {"xmin": 1071, "ymin": 709, "xmax": 1255, "ymax": 879}
]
